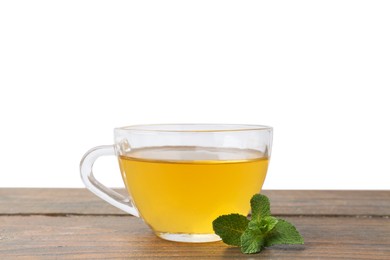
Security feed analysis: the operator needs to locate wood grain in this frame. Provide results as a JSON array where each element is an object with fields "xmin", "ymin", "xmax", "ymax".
[
  {"xmin": 0, "ymin": 215, "xmax": 389, "ymax": 259},
  {"xmin": 1, "ymin": 189, "xmax": 389, "ymax": 259},
  {"xmin": 1, "ymin": 189, "xmax": 389, "ymax": 216},
  {"xmin": 0, "ymin": 188, "xmax": 125, "ymax": 215}
]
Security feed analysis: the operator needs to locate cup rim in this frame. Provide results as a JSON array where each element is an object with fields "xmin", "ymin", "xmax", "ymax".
[{"xmin": 114, "ymin": 124, "xmax": 272, "ymax": 133}]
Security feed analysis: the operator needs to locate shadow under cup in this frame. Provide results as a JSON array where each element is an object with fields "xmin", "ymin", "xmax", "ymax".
[{"xmin": 80, "ymin": 124, "xmax": 273, "ymax": 243}]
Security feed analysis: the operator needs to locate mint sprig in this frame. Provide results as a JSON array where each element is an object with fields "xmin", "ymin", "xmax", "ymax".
[{"xmin": 212, "ymin": 194, "xmax": 304, "ymax": 254}]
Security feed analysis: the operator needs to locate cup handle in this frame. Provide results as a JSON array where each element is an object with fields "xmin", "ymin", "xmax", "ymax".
[{"xmin": 80, "ymin": 145, "xmax": 139, "ymax": 217}]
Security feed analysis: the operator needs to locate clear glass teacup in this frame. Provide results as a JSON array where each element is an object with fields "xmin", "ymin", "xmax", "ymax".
[{"xmin": 80, "ymin": 124, "xmax": 272, "ymax": 243}]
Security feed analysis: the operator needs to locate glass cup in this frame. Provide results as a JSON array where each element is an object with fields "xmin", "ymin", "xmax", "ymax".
[{"xmin": 80, "ymin": 124, "xmax": 272, "ymax": 243}]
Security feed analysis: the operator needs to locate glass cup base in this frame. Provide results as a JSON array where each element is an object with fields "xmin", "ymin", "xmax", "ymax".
[{"xmin": 156, "ymin": 232, "xmax": 221, "ymax": 243}]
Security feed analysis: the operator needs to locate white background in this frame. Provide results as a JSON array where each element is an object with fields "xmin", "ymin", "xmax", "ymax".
[{"xmin": 1, "ymin": 1, "xmax": 389, "ymax": 189}]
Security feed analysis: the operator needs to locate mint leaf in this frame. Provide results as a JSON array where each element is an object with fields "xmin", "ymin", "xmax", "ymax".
[
  {"xmin": 257, "ymin": 216, "xmax": 279, "ymax": 233},
  {"xmin": 240, "ymin": 224, "xmax": 265, "ymax": 254},
  {"xmin": 212, "ymin": 213, "xmax": 249, "ymax": 246},
  {"xmin": 241, "ymin": 216, "xmax": 279, "ymax": 254},
  {"xmin": 250, "ymin": 194, "xmax": 270, "ymax": 221},
  {"xmin": 264, "ymin": 219, "xmax": 304, "ymax": 247}
]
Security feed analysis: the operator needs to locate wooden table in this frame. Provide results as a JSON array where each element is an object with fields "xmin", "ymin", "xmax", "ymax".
[{"xmin": 0, "ymin": 189, "xmax": 389, "ymax": 259}]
